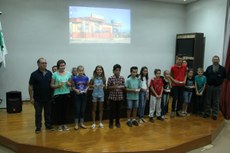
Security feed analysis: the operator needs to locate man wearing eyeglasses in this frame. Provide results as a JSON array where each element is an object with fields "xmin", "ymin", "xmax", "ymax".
[{"xmin": 29, "ymin": 57, "xmax": 53, "ymax": 134}]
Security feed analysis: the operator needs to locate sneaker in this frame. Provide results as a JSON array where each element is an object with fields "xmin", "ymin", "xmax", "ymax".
[
  {"xmin": 99, "ymin": 123, "xmax": 104, "ymax": 128},
  {"xmin": 149, "ymin": 117, "xmax": 154, "ymax": 123},
  {"xmin": 63, "ymin": 125, "xmax": 69, "ymax": 131},
  {"xmin": 177, "ymin": 111, "xmax": 185, "ymax": 117},
  {"xmin": 157, "ymin": 116, "xmax": 164, "ymax": 121},
  {"xmin": 58, "ymin": 125, "xmax": 63, "ymax": 132},
  {"xmin": 126, "ymin": 121, "xmax": 132, "ymax": 127},
  {"xmin": 74, "ymin": 124, "xmax": 79, "ymax": 130},
  {"xmin": 132, "ymin": 120, "xmax": 139, "ymax": 126},
  {"xmin": 91, "ymin": 123, "xmax": 96, "ymax": 129},
  {"xmin": 141, "ymin": 118, "xmax": 146, "ymax": 123},
  {"xmin": 139, "ymin": 119, "xmax": 144, "ymax": 124},
  {"xmin": 80, "ymin": 124, "xmax": 87, "ymax": 129},
  {"xmin": 116, "ymin": 122, "xmax": 121, "ymax": 128},
  {"xmin": 35, "ymin": 128, "xmax": 41, "ymax": 134}
]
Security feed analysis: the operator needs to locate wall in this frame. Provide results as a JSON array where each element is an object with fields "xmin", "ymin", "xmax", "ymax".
[
  {"xmin": 186, "ymin": 0, "xmax": 227, "ymax": 69},
  {"xmin": 0, "ymin": 0, "xmax": 186, "ymax": 107}
]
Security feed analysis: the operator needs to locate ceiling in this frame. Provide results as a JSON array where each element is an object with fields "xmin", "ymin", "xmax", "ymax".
[{"xmin": 151, "ymin": 0, "xmax": 198, "ymax": 5}]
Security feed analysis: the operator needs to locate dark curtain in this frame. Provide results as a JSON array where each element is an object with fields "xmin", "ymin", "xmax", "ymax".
[
  {"xmin": 221, "ymin": 38, "xmax": 230, "ymax": 120},
  {"xmin": 220, "ymin": 0, "xmax": 230, "ymax": 120}
]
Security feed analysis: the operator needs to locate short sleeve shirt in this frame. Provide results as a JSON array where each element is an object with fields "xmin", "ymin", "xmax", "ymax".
[
  {"xmin": 150, "ymin": 77, "xmax": 163, "ymax": 96},
  {"xmin": 107, "ymin": 75, "xmax": 125, "ymax": 101},
  {"xmin": 29, "ymin": 69, "xmax": 52, "ymax": 101},
  {"xmin": 125, "ymin": 77, "xmax": 141, "ymax": 100},
  {"xmin": 195, "ymin": 75, "xmax": 207, "ymax": 93},
  {"xmin": 91, "ymin": 77, "xmax": 105, "ymax": 98},
  {"xmin": 72, "ymin": 75, "xmax": 89, "ymax": 92},
  {"xmin": 52, "ymin": 71, "xmax": 71, "ymax": 96},
  {"xmin": 170, "ymin": 64, "xmax": 187, "ymax": 86}
]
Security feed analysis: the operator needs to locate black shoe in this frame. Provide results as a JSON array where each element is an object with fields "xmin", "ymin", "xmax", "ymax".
[
  {"xmin": 127, "ymin": 121, "xmax": 132, "ymax": 127},
  {"xmin": 149, "ymin": 117, "xmax": 154, "ymax": 123},
  {"xmin": 109, "ymin": 123, "xmax": 114, "ymax": 129},
  {"xmin": 212, "ymin": 116, "xmax": 218, "ymax": 120},
  {"xmin": 35, "ymin": 128, "xmax": 41, "ymax": 134},
  {"xmin": 132, "ymin": 120, "xmax": 139, "ymax": 126},
  {"xmin": 157, "ymin": 116, "xmax": 164, "ymax": 121},
  {"xmin": 46, "ymin": 126, "xmax": 54, "ymax": 131},
  {"xmin": 116, "ymin": 122, "xmax": 121, "ymax": 128},
  {"xmin": 203, "ymin": 114, "xmax": 210, "ymax": 118}
]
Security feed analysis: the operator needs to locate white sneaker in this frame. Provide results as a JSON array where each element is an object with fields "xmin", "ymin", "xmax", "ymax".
[
  {"xmin": 63, "ymin": 125, "xmax": 69, "ymax": 131},
  {"xmin": 58, "ymin": 125, "xmax": 63, "ymax": 132},
  {"xmin": 99, "ymin": 123, "xmax": 104, "ymax": 128},
  {"xmin": 91, "ymin": 123, "xmax": 96, "ymax": 129},
  {"xmin": 139, "ymin": 119, "xmax": 144, "ymax": 124}
]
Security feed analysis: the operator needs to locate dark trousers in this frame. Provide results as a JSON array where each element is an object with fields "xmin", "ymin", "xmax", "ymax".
[
  {"xmin": 195, "ymin": 95, "xmax": 204, "ymax": 114},
  {"xmin": 74, "ymin": 93, "xmax": 87, "ymax": 124},
  {"xmin": 205, "ymin": 85, "xmax": 221, "ymax": 117},
  {"xmin": 171, "ymin": 86, "xmax": 184, "ymax": 112},
  {"xmin": 109, "ymin": 100, "xmax": 122, "ymax": 124},
  {"xmin": 55, "ymin": 94, "xmax": 69, "ymax": 125},
  {"xmin": 34, "ymin": 100, "xmax": 52, "ymax": 129}
]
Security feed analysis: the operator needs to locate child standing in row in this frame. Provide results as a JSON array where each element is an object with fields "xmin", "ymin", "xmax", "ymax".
[
  {"xmin": 149, "ymin": 69, "xmax": 164, "ymax": 122},
  {"xmin": 125, "ymin": 66, "xmax": 141, "ymax": 127},
  {"xmin": 161, "ymin": 70, "xmax": 171, "ymax": 118},
  {"xmin": 138, "ymin": 66, "xmax": 149, "ymax": 123},
  {"xmin": 90, "ymin": 65, "xmax": 106, "ymax": 129},
  {"xmin": 182, "ymin": 69, "xmax": 194, "ymax": 116},
  {"xmin": 72, "ymin": 65, "xmax": 89, "ymax": 130},
  {"xmin": 195, "ymin": 68, "xmax": 206, "ymax": 116},
  {"xmin": 107, "ymin": 64, "xmax": 125, "ymax": 128},
  {"xmin": 51, "ymin": 59, "xmax": 72, "ymax": 131}
]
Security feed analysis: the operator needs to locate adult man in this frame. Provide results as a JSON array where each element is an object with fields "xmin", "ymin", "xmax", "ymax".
[
  {"xmin": 170, "ymin": 55, "xmax": 187, "ymax": 117},
  {"xmin": 204, "ymin": 55, "xmax": 226, "ymax": 120},
  {"xmin": 29, "ymin": 58, "xmax": 53, "ymax": 134}
]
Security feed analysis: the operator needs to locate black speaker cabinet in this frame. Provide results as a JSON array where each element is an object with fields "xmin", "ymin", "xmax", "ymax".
[
  {"xmin": 176, "ymin": 33, "xmax": 205, "ymax": 71},
  {"xmin": 6, "ymin": 91, "xmax": 22, "ymax": 113}
]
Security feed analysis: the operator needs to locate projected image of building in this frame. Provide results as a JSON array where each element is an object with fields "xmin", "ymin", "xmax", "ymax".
[{"xmin": 69, "ymin": 13, "xmax": 129, "ymax": 43}]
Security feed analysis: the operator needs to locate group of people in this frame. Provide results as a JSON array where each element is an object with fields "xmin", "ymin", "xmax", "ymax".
[{"xmin": 28, "ymin": 55, "xmax": 226, "ymax": 134}]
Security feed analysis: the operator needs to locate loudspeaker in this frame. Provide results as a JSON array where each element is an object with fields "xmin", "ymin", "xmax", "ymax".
[
  {"xmin": 176, "ymin": 33, "xmax": 205, "ymax": 71},
  {"xmin": 6, "ymin": 91, "xmax": 22, "ymax": 113}
]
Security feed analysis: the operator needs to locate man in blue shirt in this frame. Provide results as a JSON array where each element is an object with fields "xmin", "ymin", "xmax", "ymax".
[{"xmin": 29, "ymin": 58, "xmax": 53, "ymax": 134}]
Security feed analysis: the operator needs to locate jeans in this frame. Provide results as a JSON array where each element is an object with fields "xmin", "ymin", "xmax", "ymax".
[
  {"xmin": 127, "ymin": 100, "xmax": 138, "ymax": 109},
  {"xmin": 183, "ymin": 91, "xmax": 193, "ymax": 104},
  {"xmin": 161, "ymin": 93, "xmax": 169, "ymax": 116},
  {"xmin": 34, "ymin": 100, "xmax": 52, "ymax": 129},
  {"xmin": 74, "ymin": 93, "xmax": 87, "ymax": 124},
  {"xmin": 149, "ymin": 95, "xmax": 162, "ymax": 117},
  {"xmin": 138, "ymin": 92, "xmax": 147, "ymax": 119}
]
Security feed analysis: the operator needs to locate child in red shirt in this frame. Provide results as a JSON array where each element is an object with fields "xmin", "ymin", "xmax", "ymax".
[{"xmin": 149, "ymin": 69, "xmax": 164, "ymax": 122}]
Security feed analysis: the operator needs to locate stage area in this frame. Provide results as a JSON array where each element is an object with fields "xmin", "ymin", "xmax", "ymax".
[{"xmin": 0, "ymin": 102, "xmax": 224, "ymax": 153}]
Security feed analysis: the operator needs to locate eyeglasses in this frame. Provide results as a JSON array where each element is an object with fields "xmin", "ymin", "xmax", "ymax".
[{"xmin": 41, "ymin": 62, "xmax": 47, "ymax": 64}]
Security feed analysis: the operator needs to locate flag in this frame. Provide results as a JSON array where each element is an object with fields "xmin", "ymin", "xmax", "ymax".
[{"xmin": 0, "ymin": 21, "xmax": 7, "ymax": 68}]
